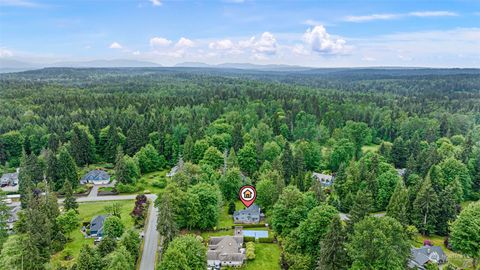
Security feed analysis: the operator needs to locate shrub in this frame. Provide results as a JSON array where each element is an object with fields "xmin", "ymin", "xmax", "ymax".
[
  {"xmin": 244, "ymin": 236, "xmax": 255, "ymax": 242},
  {"xmin": 246, "ymin": 242, "xmax": 255, "ymax": 260},
  {"xmin": 228, "ymin": 201, "xmax": 236, "ymax": 215},
  {"xmin": 116, "ymin": 183, "xmax": 137, "ymax": 193},
  {"xmin": 258, "ymin": 237, "xmax": 275, "ymax": 243},
  {"xmin": 152, "ymin": 178, "xmax": 167, "ymax": 188}
]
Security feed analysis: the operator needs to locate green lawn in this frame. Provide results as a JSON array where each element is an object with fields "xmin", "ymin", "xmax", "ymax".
[
  {"xmin": 240, "ymin": 243, "xmax": 281, "ymax": 270},
  {"xmin": 50, "ymin": 200, "xmax": 135, "ymax": 269},
  {"xmin": 361, "ymin": 144, "xmax": 380, "ymax": 153},
  {"xmin": 135, "ymin": 170, "xmax": 169, "ymax": 195},
  {"xmin": 414, "ymin": 234, "xmax": 474, "ymax": 269},
  {"xmin": 218, "ymin": 200, "xmax": 245, "ymax": 228}
]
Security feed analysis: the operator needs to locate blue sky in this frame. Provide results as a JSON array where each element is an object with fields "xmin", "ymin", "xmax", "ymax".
[{"xmin": 0, "ymin": 0, "xmax": 479, "ymax": 67}]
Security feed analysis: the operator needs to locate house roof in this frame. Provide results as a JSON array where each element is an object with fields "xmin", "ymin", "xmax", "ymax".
[
  {"xmin": 207, "ymin": 236, "xmax": 245, "ymax": 262},
  {"xmin": 409, "ymin": 245, "xmax": 447, "ymax": 268},
  {"xmin": 81, "ymin": 170, "xmax": 110, "ymax": 182},
  {"xmin": 90, "ymin": 215, "xmax": 106, "ymax": 233},
  {"xmin": 396, "ymin": 168, "xmax": 407, "ymax": 177},
  {"xmin": 7, "ymin": 205, "xmax": 21, "ymax": 223},
  {"xmin": 1, "ymin": 171, "xmax": 19, "ymax": 184},
  {"xmin": 312, "ymin": 172, "xmax": 334, "ymax": 186},
  {"xmin": 233, "ymin": 204, "xmax": 260, "ymax": 218}
]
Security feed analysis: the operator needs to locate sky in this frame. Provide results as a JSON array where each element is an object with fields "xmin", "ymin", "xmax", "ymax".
[{"xmin": 0, "ymin": 0, "xmax": 479, "ymax": 67}]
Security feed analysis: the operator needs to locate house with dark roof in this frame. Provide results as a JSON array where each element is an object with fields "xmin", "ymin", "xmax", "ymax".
[
  {"xmin": 207, "ymin": 227, "xmax": 246, "ymax": 268},
  {"xmin": 233, "ymin": 204, "xmax": 263, "ymax": 224},
  {"xmin": 6, "ymin": 205, "xmax": 21, "ymax": 231},
  {"xmin": 90, "ymin": 215, "xmax": 106, "ymax": 238},
  {"xmin": 0, "ymin": 168, "xmax": 19, "ymax": 187},
  {"xmin": 80, "ymin": 170, "xmax": 110, "ymax": 185},
  {"xmin": 312, "ymin": 172, "xmax": 334, "ymax": 187},
  {"xmin": 408, "ymin": 245, "xmax": 448, "ymax": 270}
]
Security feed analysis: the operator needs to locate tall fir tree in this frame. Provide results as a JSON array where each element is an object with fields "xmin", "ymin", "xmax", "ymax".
[
  {"xmin": 282, "ymin": 142, "xmax": 295, "ymax": 185},
  {"xmin": 104, "ymin": 124, "xmax": 121, "ymax": 163},
  {"xmin": 125, "ymin": 121, "xmax": 147, "ymax": 156},
  {"xmin": 348, "ymin": 189, "xmax": 373, "ymax": 228},
  {"xmin": 157, "ymin": 193, "xmax": 178, "ymax": 251},
  {"xmin": 70, "ymin": 125, "xmax": 95, "ymax": 166},
  {"xmin": 412, "ymin": 177, "xmax": 440, "ymax": 235},
  {"xmin": 386, "ymin": 181, "xmax": 409, "ymax": 226},
  {"xmin": 182, "ymin": 135, "xmax": 194, "ymax": 162},
  {"xmin": 317, "ymin": 216, "xmax": 349, "ymax": 270},
  {"xmin": 63, "ymin": 181, "xmax": 78, "ymax": 212},
  {"xmin": 436, "ymin": 183, "xmax": 459, "ymax": 235},
  {"xmin": 232, "ymin": 123, "xmax": 244, "ymax": 152},
  {"xmin": 57, "ymin": 147, "xmax": 78, "ymax": 189}
]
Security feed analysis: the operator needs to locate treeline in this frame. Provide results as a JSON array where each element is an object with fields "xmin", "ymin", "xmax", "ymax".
[{"xmin": 0, "ymin": 68, "xmax": 480, "ymax": 270}]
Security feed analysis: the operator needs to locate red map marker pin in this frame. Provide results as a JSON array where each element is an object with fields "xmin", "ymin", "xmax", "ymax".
[{"xmin": 239, "ymin": 185, "xmax": 257, "ymax": 208}]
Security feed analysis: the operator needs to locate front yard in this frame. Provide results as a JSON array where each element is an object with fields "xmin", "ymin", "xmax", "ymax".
[{"xmin": 50, "ymin": 200, "xmax": 136, "ymax": 269}]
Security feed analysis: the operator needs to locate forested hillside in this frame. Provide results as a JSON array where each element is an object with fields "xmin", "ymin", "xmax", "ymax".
[{"xmin": 0, "ymin": 67, "xmax": 479, "ymax": 270}]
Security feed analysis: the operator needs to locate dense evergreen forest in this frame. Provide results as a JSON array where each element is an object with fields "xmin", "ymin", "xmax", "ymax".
[{"xmin": 0, "ymin": 67, "xmax": 479, "ymax": 270}]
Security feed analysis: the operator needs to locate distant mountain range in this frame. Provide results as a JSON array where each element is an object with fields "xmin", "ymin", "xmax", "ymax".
[{"xmin": 0, "ymin": 59, "xmax": 162, "ymax": 72}]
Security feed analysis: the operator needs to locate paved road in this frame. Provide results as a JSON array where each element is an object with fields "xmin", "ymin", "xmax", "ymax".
[{"xmin": 139, "ymin": 195, "xmax": 159, "ymax": 270}]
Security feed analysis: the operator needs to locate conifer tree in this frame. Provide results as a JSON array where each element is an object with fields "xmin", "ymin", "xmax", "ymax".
[
  {"xmin": 76, "ymin": 244, "xmax": 101, "ymax": 270},
  {"xmin": 232, "ymin": 123, "xmax": 244, "ymax": 152},
  {"xmin": 317, "ymin": 216, "xmax": 349, "ymax": 270},
  {"xmin": 104, "ymin": 124, "xmax": 121, "ymax": 163},
  {"xmin": 63, "ymin": 181, "xmax": 78, "ymax": 212},
  {"xmin": 282, "ymin": 142, "xmax": 294, "ymax": 185},
  {"xmin": 348, "ymin": 189, "xmax": 373, "ymax": 227},
  {"xmin": 58, "ymin": 147, "xmax": 78, "ymax": 189},
  {"xmin": 182, "ymin": 135, "xmax": 194, "ymax": 162},
  {"xmin": 157, "ymin": 193, "xmax": 178, "ymax": 250},
  {"xmin": 412, "ymin": 178, "xmax": 439, "ymax": 235},
  {"xmin": 386, "ymin": 181, "xmax": 409, "ymax": 226},
  {"xmin": 436, "ymin": 183, "xmax": 458, "ymax": 235}
]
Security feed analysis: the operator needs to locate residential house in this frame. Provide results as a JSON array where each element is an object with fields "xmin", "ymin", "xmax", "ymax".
[
  {"xmin": 396, "ymin": 168, "xmax": 407, "ymax": 177},
  {"xmin": 408, "ymin": 245, "xmax": 448, "ymax": 270},
  {"xmin": 90, "ymin": 215, "xmax": 106, "ymax": 238},
  {"xmin": 207, "ymin": 227, "xmax": 246, "ymax": 268},
  {"xmin": 167, "ymin": 157, "xmax": 184, "ymax": 177},
  {"xmin": 6, "ymin": 205, "xmax": 21, "ymax": 231},
  {"xmin": 312, "ymin": 172, "xmax": 334, "ymax": 187},
  {"xmin": 80, "ymin": 170, "xmax": 110, "ymax": 185},
  {"xmin": 0, "ymin": 168, "xmax": 19, "ymax": 187},
  {"xmin": 233, "ymin": 204, "xmax": 263, "ymax": 224}
]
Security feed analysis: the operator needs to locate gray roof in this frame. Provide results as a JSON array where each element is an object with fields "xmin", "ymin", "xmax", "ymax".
[
  {"xmin": 312, "ymin": 172, "xmax": 334, "ymax": 186},
  {"xmin": 396, "ymin": 168, "xmax": 407, "ymax": 177},
  {"xmin": 90, "ymin": 215, "xmax": 106, "ymax": 234},
  {"xmin": 207, "ymin": 236, "xmax": 245, "ymax": 262},
  {"xmin": 234, "ymin": 204, "xmax": 260, "ymax": 218},
  {"xmin": 7, "ymin": 205, "xmax": 21, "ymax": 224},
  {"xmin": 409, "ymin": 246, "xmax": 447, "ymax": 269},
  {"xmin": 81, "ymin": 170, "xmax": 110, "ymax": 182},
  {"xmin": 1, "ymin": 171, "xmax": 19, "ymax": 185}
]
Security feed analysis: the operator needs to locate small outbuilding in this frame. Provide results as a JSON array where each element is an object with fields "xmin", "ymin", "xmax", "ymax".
[{"xmin": 80, "ymin": 169, "xmax": 110, "ymax": 185}]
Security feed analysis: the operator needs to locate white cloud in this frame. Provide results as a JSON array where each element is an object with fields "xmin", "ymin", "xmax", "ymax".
[
  {"xmin": 175, "ymin": 37, "xmax": 195, "ymax": 48},
  {"xmin": 0, "ymin": 0, "xmax": 40, "ymax": 8},
  {"xmin": 303, "ymin": 25, "xmax": 346, "ymax": 54},
  {"xmin": 209, "ymin": 39, "xmax": 235, "ymax": 50},
  {"xmin": 345, "ymin": 11, "xmax": 458, "ymax": 22},
  {"xmin": 345, "ymin": 13, "xmax": 399, "ymax": 22},
  {"xmin": 251, "ymin": 32, "xmax": 277, "ymax": 55},
  {"xmin": 149, "ymin": 0, "xmax": 161, "ymax": 6},
  {"xmin": 408, "ymin": 11, "xmax": 457, "ymax": 17},
  {"xmin": 133, "ymin": 51, "xmax": 140, "ymax": 55},
  {"xmin": 109, "ymin": 42, "xmax": 123, "ymax": 49},
  {"xmin": 150, "ymin": 37, "xmax": 172, "ymax": 47},
  {"xmin": 0, "ymin": 48, "xmax": 13, "ymax": 57}
]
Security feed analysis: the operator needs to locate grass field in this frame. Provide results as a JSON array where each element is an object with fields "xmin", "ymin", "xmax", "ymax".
[
  {"xmin": 361, "ymin": 144, "xmax": 381, "ymax": 153},
  {"xmin": 50, "ymin": 200, "xmax": 135, "ymax": 269},
  {"xmin": 135, "ymin": 170, "xmax": 169, "ymax": 194},
  {"xmin": 218, "ymin": 200, "xmax": 245, "ymax": 228},
  {"xmin": 414, "ymin": 234, "xmax": 473, "ymax": 269},
  {"xmin": 240, "ymin": 243, "xmax": 281, "ymax": 270}
]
